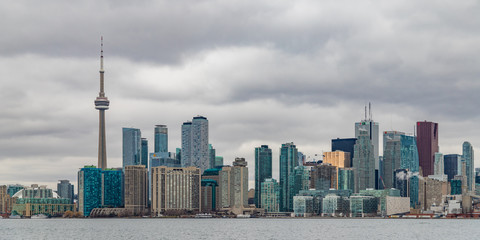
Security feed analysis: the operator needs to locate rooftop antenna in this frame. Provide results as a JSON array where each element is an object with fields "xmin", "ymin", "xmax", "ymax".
[
  {"xmin": 369, "ymin": 102, "xmax": 372, "ymax": 120},
  {"xmin": 364, "ymin": 105, "xmax": 367, "ymax": 121}
]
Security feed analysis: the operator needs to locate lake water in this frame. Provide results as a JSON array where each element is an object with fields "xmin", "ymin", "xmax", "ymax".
[{"xmin": 1, "ymin": 218, "xmax": 479, "ymax": 239}]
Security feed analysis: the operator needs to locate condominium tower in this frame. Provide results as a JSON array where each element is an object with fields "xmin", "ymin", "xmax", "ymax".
[
  {"xmin": 181, "ymin": 116, "xmax": 209, "ymax": 173},
  {"xmin": 255, "ymin": 145, "xmax": 272, "ymax": 208}
]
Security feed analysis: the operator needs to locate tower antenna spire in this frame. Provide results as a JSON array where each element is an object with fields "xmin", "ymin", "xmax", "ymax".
[{"xmin": 100, "ymin": 36, "xmax": 104, "ymax": 71}]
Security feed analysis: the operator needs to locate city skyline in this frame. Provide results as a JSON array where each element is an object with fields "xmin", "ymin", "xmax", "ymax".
[{"xmin": 2, "ymin": 1, "xmax": 480, "ymax": 192}]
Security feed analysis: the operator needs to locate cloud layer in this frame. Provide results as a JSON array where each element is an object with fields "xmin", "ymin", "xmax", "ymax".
[{"xmin": 1, "ymin": 0, "xmax": 480, "ymax": 190}]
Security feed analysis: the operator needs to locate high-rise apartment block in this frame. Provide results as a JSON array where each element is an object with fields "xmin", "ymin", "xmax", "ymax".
[
  {"xmin": 279, "ymin": 142, "xmax": 298, "ymax": 212},
  {"xmin": 124, "ymin": 165, "xmax": 148, "ymax": 215},
  {"xmin": 57, "ymin": 180, "xmax": 74, "ymax": 204},
  {"xmin": 462, "ymin": 142, "xmax": 474, "ymax": 191},
  {"xmin": 101, "ymin": 168, "xmax": 123, "ymax": 208},
  {"xmin": 219, "ymin": 158, "xmax": 249, "ymax": 213},
  {"xmin": 416, "ymin": 121, "xmax": 439, "ymax": 177},
  {"xmin": 255, "ymin": 145, "xmax": 272, "ymax": 208},
  {"xmin": 181, "ymin": 116, "xmax": 209, "ymax": 173},
  {"xmin": 434, "ymin": 152, "xmax": 444, "ymax": 176},
  {"xmin": 78, "ymin": 166, "xmax": 102, "ymax": 217},
  {"xmin": 151, "ymin": 166, "xmax": 201, "ymax": 216}
]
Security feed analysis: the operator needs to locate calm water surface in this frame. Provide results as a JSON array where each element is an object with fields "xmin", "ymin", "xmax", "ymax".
[{"xmin": 1, "ymin": 218, "xmax": 479, "ymax": 240}]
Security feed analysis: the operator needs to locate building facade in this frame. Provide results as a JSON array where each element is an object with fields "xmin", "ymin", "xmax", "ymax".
[
  {"xmin": 154, "ymin": 125, "xmax": 168, "ymax": 153},
  {"xmin": 78, "ymin": 166, "xmax": 102, "ymax": 217},
  {"xmin": 101, "ymin": 169, "xmax": 123, "ymax": 208},
  {"xmin": 57, "ymin": 180, "xmax": 74, "ymax": 204},
  {"xmin": 151, "ymin": 166, "xmax": 201, "ymax": 215},
  {"xmin": 124, "ymin": 165, "xmax": 148, "ymax": 215},
  {"xmin": 353, "ymin": 129, "xmax": 375, "ymax": 192},
  {"xmin": 279, "ymin": 142, "xmax": 298, "ymax": 212},
  {"xmin": 181, "ymin": 116, "xmax": 209, "ymax": 173},
  {"xmin": 331, "ymin": 138, "xmax": 357, "ymax": 167},
  {"xmin": 462, "ymin": 142, "xmax": 474, "ymax": 192},
  {"xmin": 122, "ymin": 127, "xmax": 142, "ymax": 168},
  {"xmin": 416, "ymin": 121, "xmax": 439, "ymax": 177},
  {"xmin": 261, "ymin": 179, "xmax": 280, "ymax": 213},
  {"xmin": 255, "ymin": 145, "xmax": 272, "ymax": 208}
]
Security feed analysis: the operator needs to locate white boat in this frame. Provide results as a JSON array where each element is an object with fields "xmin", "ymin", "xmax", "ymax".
[
  {"xmin": 236, "ymin": 214, "xmax": 251, "ymax": 218},
  {"xmin": 31, "ymin": 214, "xmax": 48, "ymax": 219},
  {"xmin": 9, "ymin": 215, "xmax": 21, "ymax": 219},
  {"xmin": 195, "ymin": 213, "xmax": 213, "ymax": 218}
]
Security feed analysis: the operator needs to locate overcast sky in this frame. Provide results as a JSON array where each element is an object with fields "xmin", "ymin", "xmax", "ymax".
[{"xmin": 1, "ymin": 0, "xmax": 480, "ymax": 191}]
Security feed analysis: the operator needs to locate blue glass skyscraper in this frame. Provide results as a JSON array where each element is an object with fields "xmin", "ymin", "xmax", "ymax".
[
  {"xmin": 101, "ymin": 169, "xmax": 123, "ymax": 208},
  {"xmin": 141, "ymin": 138, "xmax": 148, "ymax": 168},
  {"xmin": 78, "ymin": 166, "xmax": 102, "ymax": 217},
  {"xmin": 255, "ymin": 145, "xmax": 272, "ymax": 208},
  {"xmin": 399, "ymin": 135, "xmax": 419, "ymax": 208},
  {"xmin": 463, "ymin": 142, "xmax": 474, "ymax": 191},
  {"xmin": 279, "ymin": 142, "xmax": 298, "ymax": 212},
  {"xmin": 123, "ymin": 128, "xmax": 142, "ymax": 168}
]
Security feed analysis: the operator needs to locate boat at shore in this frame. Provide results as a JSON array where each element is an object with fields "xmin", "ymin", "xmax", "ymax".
[
  {"xmin": 9, "ymin": 215, "xmax": 21, "ymax": 219},
  {"xmin": 31, "ymin": 214, "xmax": 48, "ymax": 219},
  {"xmin": 195, "ymin": 213, "xmax": 213, "ymax": 218}
]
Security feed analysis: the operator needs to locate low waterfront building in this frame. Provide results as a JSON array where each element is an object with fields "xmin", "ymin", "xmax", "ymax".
[
  {"xmin": 11, "ymin": 198, "xmax": 75, "ymax": 217},
  {"xmin": 358, "ymin": 188, "xmax": 400, "ymax": 214},
  {"xmin": 350, "ymin": 195, "xmax": 377, "ymax": 217},
  {"xmin": 293, "ymin": 196, "xmax": 314, "ymax": 217},
  {"xmin": 321, "ymin": 194, "xmax": 350, "ymax": 217},
  {"xmin": 385, "ymin": 196, "xmax": 410, "ymax": 216},
  {"xmin": 297, "ymin": 189, "xmax": 352, "ymax": 215}
]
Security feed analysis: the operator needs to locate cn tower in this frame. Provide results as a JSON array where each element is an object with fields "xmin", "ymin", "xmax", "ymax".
[{"xmin": 94, "ymin": 37, "xmax": 110, "ymax": 170}]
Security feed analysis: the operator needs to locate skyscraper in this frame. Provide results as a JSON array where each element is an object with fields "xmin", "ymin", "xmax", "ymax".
[
  {"xmin": 416, "ymin": 121, "xmax": 439, "ymax": 177},
  {"xmin": 57, "ymin": 180, "xmax": 74, "ymax": 204},
  {"xmin": 444, "ymin": 154, "xmax": 461, "ymax": 181},
  {"xmin": 279, "ymin": 142, "xmax": 298, "ymax": 212},
  {"xmin": 154, "ymin": 125, "xmax": 168, "ymax": 153},
  {"xmin": 255, "ymin": 145, "xmax": 272, "ymax": 208},
  {"xmin": 354, "ymin": 106, "xmax": 379, "ymax": 174},
  {"xmin": 181, "ymin": 116, "xmax": 209, "ymax": 173},
  {"xmin": 353, "ymin": 129, "xmax": 375, "ymax": 193},
  {"xmin": 463, "ymin": 141, "xmax": 474, "ymax": 192},
  {"xmin": 94, "ymin": 37, "xmax": 110, "ymax": 170},
  {"xmin": 123, "ymin": 128, "xmax": 142, "ymax": 168},
  {"xmin": 399, "ymin": 134, "xmax": 420, "ymax": 208},
  {"xmin": 382, "ymin": 132, "xmax": 403, "ymax": 189}
]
